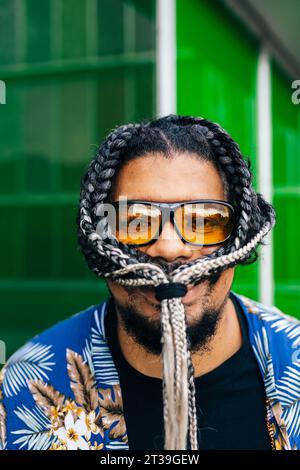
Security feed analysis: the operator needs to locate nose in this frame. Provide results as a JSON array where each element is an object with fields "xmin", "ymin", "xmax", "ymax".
[{"xmin": 145, "ymin": 219, "xmax": 194, "ymax": 262}]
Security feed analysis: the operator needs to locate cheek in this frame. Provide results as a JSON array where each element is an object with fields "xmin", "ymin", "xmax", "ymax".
[
  {"xmin": 218, "ymin": 268, "xmax": 235, "ymax": 293},
  {"xmin": 137, "ymin": 242, "xmax": 222, "ymax": 258},
  {"xmin": 191, "ymin": 245, "xmax": 219, "ymax": 259},
  {"xmin": 136, "ymin": 247, "xmax": 146, "ymax": 255},
  {"xmin": 203, "ymin": 243, "xmax": 224, "ymax": 254},
  {"xmin": 106, "ymin": 279, "xmax": 132, "ymax": 302}
]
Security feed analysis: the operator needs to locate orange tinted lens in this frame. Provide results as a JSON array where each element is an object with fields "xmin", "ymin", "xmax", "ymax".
[
  {"xmin": 174, "ymin": 203, "xmax": 234, "ymax": 244},
  {"xmin": 115, "ymin": 203, "xmax": 161, "ymax": 245}
]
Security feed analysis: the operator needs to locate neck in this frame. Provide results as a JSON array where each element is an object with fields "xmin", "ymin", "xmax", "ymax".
[{"xmin": 115, "ymin": 295, "xmax": 242, "ymax": 379}]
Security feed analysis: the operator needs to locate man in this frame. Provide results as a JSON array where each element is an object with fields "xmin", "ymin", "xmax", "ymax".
[{"xmin": 1, "ymin": 114, "xmax": 300, "ymax": 451}]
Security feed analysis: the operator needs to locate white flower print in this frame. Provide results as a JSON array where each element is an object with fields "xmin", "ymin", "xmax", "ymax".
[
  {"xmin": 54, "ymin": 411, "xmax": 89, "ymax": 450},
  {"xmin": 77, "ymin": 409, "xmax": 100, "ymax": 441}
]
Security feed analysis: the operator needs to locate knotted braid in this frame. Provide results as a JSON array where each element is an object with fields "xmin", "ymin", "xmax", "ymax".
[{"xmin": 76, "ymin": 114, "xmax": 276, "ymax": 450}]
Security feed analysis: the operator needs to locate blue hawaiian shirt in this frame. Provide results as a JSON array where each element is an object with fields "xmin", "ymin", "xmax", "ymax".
[{"xmin": 1, "ymin": 290, "xmax": 300, "ymax": 450}]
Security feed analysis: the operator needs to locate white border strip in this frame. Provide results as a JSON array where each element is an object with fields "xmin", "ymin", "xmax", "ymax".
[
  {"xmin": 257, "ymin": 47, "xmax": 274, "ymax": 306},
  {"xmin": 156, "ymin": 0, "xmax": 177, "ymax": 116}
]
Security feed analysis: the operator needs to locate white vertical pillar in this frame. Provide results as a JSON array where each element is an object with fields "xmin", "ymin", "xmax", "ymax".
[
  {"xmin": 156, "ymin": 0, "xmax": 177, "ymax": 116},
  {"xmin": 257, "ymin": 47, "xmax": 274, "ymax": 306},
  {"xmin": 0, "ymin": 81, "xmax": 6, "ymax": 105}
]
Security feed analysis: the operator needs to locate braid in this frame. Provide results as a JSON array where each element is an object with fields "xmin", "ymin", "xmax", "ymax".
[
  {"xmin": 76, "ymin": 114, "xmax": 276, "ymax": 450},
  {"xmin": 78, "ymin": 123, "xmax": 148, "ymax": 275},
  {"xmin": 156, "ymin": 115, "xmax": 275, "ymax": 279},
  {"xmin": 187, "ymin": 351, "xmax": 198, "ymax": 450}
]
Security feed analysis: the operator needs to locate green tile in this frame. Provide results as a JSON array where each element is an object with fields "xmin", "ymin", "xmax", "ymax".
[
  {"xmin": 0, "ymin": 0, "xmax": 15, "ymax": 65},
  {"xmin": 26, "ymin": 0, "xmax": 51, "ymax": 63},
  {"xmin": 97, "ymin": 0, "xmax": 124, "ymax": 56},
  {"xmin": 61, "ymin": 0, "xmax": 86, "ymax": 59}
]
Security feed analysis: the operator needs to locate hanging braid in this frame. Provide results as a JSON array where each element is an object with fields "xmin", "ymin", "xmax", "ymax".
[{"xmin": 76, "ymin": 114, "xmax": 276, "ymax": 450}]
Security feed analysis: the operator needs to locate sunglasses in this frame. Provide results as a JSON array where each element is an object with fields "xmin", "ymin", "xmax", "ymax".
[{"xmin": 109, "ymin": 199, "xmax": 236, "ymax": 247}]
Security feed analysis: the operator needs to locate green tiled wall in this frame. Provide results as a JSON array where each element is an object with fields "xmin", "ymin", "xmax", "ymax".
[
  {"xmin": 272, "ymin": 61, "xmax": 300, "ymax": 316},
  {"xmin": 0, "ymin": 0, "xmax": 156, "ymax": 357}
]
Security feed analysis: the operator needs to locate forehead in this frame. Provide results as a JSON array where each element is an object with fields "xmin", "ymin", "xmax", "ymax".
[{"xmin": 112, "ymin": 153, "xmax": 226, "ymax": 202}]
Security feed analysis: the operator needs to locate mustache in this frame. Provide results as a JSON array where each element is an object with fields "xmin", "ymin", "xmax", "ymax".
[
  {"xmin": 150, "ymin": 259, "xmax": 187, "ymax": 277},
  {"xmin": 130, "ymin": 249, "xmax": 221, "ymax": 285},
  {"xmin": 132, "ymin": 248, "xmax": 187, "ymax": 277}
]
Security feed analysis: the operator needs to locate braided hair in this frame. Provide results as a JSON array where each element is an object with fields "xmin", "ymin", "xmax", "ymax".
[{"xmin": 76, "ymin": 114, "xmax": 276, "ymax": 450}]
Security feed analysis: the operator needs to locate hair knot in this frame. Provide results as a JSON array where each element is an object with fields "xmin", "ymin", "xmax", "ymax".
[{"xmin": 155, "ymin": 282, "xmax": 188, "ymax": 301}]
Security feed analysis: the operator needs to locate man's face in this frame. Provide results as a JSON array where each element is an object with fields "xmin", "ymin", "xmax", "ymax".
[{"xmin": 106, "ymin": 152, "xmax": 235, "ymax": 355}]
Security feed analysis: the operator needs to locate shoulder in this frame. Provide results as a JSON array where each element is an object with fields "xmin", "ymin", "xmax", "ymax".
[
  {"xmin": 232, "ymin": 292, "xmax": 300, "ymax": 450},
  {"xmin": 31, "ymin": 302, "xmax": 101, "ymax": 348},
  {"xmin": 0, "ymin": 300, "xmax": 110, "ymax": 450},
  {"xmin": 231, "ymin": 290, "xmax": 300, "ymax": 361},
  {"xmin": 232, "ymin": 290, "xmax": 300, "ymax": 329}
]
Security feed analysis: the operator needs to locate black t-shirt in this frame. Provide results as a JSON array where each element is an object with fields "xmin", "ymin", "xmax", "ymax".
[{"xmin": 104, "ymin": 291, "xmax": 272, "ymax": 450}]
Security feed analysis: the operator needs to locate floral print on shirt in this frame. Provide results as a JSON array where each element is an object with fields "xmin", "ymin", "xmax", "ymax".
[{"xmin": 1, "ymin": 291, "xmax": 300, "ymax": 450}]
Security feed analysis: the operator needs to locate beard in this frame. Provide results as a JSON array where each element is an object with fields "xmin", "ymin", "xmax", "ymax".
[{"xmin": 106, "ymin": 265, "xmax": 229, "ymax": 357}]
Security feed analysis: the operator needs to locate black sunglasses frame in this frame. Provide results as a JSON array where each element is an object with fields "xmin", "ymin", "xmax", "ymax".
[{"xmin": 111, "ymin": 199, "xmax": 236, "ymax": 247}]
